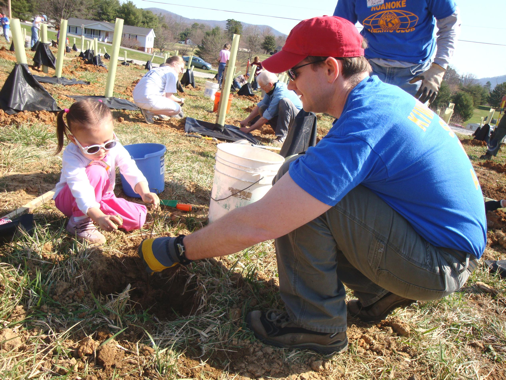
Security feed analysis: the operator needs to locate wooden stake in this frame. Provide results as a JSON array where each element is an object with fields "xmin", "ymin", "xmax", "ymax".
[{"xmin": 2, "ymin": 189, "xmax": 56, "ymax": 221}]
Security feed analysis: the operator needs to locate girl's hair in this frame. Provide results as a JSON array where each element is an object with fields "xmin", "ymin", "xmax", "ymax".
[
  {"xmin": 55, "ymin": 99, "xmax": 112, "ymax": 154},
  {"xmin": 224, "ymin": 43, "xmax": 231, "ymax": 49},
  {"xmin": 253, "ymin": 56, "xmax": 260, "ymax": 63}
]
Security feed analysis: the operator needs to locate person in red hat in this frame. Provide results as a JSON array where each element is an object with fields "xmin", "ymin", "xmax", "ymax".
[{"xmin": 136, "ymin": 16, "xmax": 485, "ymax": 355}]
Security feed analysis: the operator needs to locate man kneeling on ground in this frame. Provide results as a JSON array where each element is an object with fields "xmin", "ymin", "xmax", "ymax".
[
  {"xmin": 137, "ymin": 16, "xmax": 486, "ymax": 355},
  {"xmin": 133, "ymin": 56, "xmax": 185, "ymax": 124},
  {"xmin": 239, "ymin": 71, "xmax": 302, "ymax": 145}
]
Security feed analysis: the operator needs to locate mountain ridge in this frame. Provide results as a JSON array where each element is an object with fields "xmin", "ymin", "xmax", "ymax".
[{"xmin": 146, "ymin": 7, "xmax": 286, "ymax": 38}]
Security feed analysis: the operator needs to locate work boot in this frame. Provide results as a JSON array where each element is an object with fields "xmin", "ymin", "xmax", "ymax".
[
  {"xmin": 480, "ymin": 153, "xmax": 492, "ymax": 160},
  {"xmin": 347, "ymin": 292, "xmax": 415, "ymax": 323},
  {"xmin": 140, "ymin": 108, "xmax": 155, "ymax": 124},
  {"xmin": 66, "ymin": 217, "xmax": 106, "ymax": 245},
  {"xmin": 246, "ymin": 310, "xmax": 348, "ymax": 355}
]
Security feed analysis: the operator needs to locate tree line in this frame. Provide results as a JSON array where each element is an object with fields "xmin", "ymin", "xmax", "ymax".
[{"xmin": 431, "ymin": 67, "xmax": 506, "ymax": 123}]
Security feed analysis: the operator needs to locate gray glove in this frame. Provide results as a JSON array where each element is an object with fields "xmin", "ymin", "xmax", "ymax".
[{"xmin": 410, "ymin": 63, "xmax": 446, "ymax": 104}]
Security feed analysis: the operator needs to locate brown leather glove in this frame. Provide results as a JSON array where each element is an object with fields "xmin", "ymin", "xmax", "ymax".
[{"xmin": 409, "ymin": 63, "xmax": 446, "ymax": 104}]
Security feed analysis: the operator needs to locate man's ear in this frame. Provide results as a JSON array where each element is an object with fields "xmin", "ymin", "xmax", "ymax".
[{"xmin": 325, "ymin": 57, "xmax": 340, "ymax": 83}]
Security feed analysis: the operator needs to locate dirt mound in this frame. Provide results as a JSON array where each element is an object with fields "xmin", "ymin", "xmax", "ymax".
[
  {"xmin": 75, "ymin": 60, "xmax": 108, "ymax": 73},
  {"xmin": 0, "ymin": 50, "xmax": 17, "ymax": 62},
  {"xmin": 0, "ymin": 110, "xmax": 56, "ymax": 126},
  {"xmin": 88, "ymin": 244, "xmax": 199, "ymax": 320},
  {"xmin": 460, "ymin": 139, "xmax": 487, "ymax": 147},
  {"xmin": 479, "ymin": 160, "xmax": 506, "ymax": 173}
]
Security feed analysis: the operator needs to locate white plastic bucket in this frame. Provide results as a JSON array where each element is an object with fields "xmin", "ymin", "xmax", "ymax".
[
  {"xmin": 204, "ymin": 81, "xmax": 219, "ymax": 101},
  {"xmin": 209, "ymin": 143, "xmax": 284, "ymax": 222}
]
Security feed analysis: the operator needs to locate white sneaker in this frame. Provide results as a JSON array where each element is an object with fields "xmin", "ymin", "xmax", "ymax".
[
  {"xmin": 66, "ymin": 217, "xmax": 106, "ymax": 245},
  {"xmin": 140, "ymin": 109, "xmax": 154, "ymax": 124}
]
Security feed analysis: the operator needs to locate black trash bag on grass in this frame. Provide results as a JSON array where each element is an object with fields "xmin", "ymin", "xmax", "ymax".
[
  {"xmin": 33, "ymin": 42, "xmax": 56, "ymax": 69},
  {"xmin": 0, "ymin": 64, "xmax": 60, "ymax": 114}
]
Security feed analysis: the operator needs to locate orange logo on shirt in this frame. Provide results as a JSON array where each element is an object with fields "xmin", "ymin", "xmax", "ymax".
[{"xmin": 363, "ymin": 10, "xmax": 419, "ymax": 33}]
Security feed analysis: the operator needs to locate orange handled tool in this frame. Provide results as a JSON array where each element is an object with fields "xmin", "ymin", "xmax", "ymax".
[{"xmin": 160, "ymin": 200, "xmax": 193, "ymax": 212}]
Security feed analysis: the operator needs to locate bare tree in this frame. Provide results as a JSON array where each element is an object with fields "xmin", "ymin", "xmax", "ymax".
[
  {"xmin": 40, "ymin": 0, "xmax": 87, "ymax": 25},
  {"xmin": 460, "ymin": 73, "xmax": 478, "ymax": 87},
  {"xmin": 153, "ymin": 25, "xmax": 174, "ymax": 53}
]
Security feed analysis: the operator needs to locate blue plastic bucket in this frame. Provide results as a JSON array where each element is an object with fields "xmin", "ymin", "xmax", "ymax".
[{"xmin": 120, "ymin": 143, "xmax": 166, "ymax": 198}]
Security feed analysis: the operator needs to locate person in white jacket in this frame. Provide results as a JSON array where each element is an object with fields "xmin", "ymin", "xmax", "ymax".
[{"xmin": 53, "ymin": 99, "xmax": 160, "ymax": 244}]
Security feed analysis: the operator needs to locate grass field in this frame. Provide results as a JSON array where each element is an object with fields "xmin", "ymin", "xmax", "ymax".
[{"xmin": 0, "ymin": 41, "xmax": 504, "ymax": 379}]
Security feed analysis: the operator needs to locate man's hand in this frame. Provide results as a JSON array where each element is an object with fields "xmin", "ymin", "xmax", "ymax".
[
  {"xmin": 239, "ymin": 120, "xmax": 250, "ymax": 128},
  {"xmin": 410, "ymin": 63, "xmax": 446, "ymax": 104},
  {"xmin": 137, "ymin": 235, "xmax": 189, "ymax": 273},
  {"xmin": 141, "ymin": 192, "xmax": 160, "ymax": 208},
  {"xmin": 240, "ymin": 126, "xmax": 251, "ymax": 134}
]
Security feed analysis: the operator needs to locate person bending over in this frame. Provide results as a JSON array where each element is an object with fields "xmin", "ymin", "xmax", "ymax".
[
  {"xmin": 239, "ymin": 71, "xmax": 302, "ymax": 145},
  {"xmin": 133, "ymin": 56, "xmax": 186, "ymax": 124},
  {"xmin": 137, "ymin": 16, "xmax": 485, "ymax": 355}
]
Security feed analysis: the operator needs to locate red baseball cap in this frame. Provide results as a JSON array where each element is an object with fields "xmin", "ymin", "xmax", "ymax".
[{"xmin": 263, "ymin": 16, "xmax": 364, "ymax": 74}]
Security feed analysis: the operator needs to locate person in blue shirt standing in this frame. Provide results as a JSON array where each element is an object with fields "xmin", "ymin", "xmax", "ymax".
[
  {"xmin": 239, "ymin": 71, "xmax": 302, "ymax": 145},
  {"xmin": 136, "ymin": 16, "xmax": 486, "ymax": 355},
  {"xmin": 0, "ymin": 14, "xmax": 9, "ymax": 43},
  {"xmin": 334, "ymin": 0, "xmax": 460, "ymax": 103}
]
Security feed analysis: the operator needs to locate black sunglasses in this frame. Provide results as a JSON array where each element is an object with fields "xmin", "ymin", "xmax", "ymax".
[{"xmin": 287, "ymin": 58, "xmax": 328, "ymax": 81}]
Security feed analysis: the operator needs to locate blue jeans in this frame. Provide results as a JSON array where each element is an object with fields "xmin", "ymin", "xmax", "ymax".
[
  {"xmin": 3, "ymin": 27, "xmax": 9, "ymax": 43},
  {"xmin": 217, "ymin": 62, "xmax": 226, "ymax": 86},
  {"xmin": 31, "ymin": 26, "xmax": 38, "ymax": 48},
  {"xmin": 274, "ymin": 160, "xmax": 476, "ymax": 333},
  {"xmin": 369, "ymin": 60, "xmax": 430, "ymax": 97}
]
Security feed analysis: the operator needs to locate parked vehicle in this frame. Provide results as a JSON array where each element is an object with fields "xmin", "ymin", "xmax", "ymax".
[{"xmin": 182, "ymin": 56, "xmax": 212, "ymax": 70}]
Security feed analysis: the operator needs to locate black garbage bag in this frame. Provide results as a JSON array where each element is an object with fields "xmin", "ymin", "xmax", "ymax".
[
  {"xmin": 66, "ymin": 46, "xmax": 71, "ymax": 53},
  {"xmin": 121, "ymin": 61, "xmax": 130, "ymax": 66},
  {"xmin": 104, "ymin": 52, "xmax": 110, "ymax": 60},
  {"xmin": 177, "ymin": 80, "xmax": 184, "ymax": 93},
  {"xmin": 33, "ymin": 42, "xmax": 56, "ymax": 69},
  {"xmin": 31, "ymin": 41, "xmax": 40, "ymax": 52},
  {"xmin": 238, "ymin": 83, "xmax": 254, "ymax": 96},
  {"xmin": 180, "ymin": 68, "xmax": 195, "ymax": 88},
  {"xmin": 0, "ymin": 214, "xmax": 34, "ymax": 244},
  {"xmin": 279, "ymin": 110, "xmax": 318, "ymax": 158},
  {"xmin": 9, "ymin": 41, "xmax": 14, "ymax": 51},
  {"xmin": 185, "ymin": 117, "xmax": 258, "ymax": 144},
  {"xmin": 0, "ymin": 64, "xmax": 60, "ymax": 114},
  {"xmin": 81, "ymin": 49, "xmax": 94, "ymax": 63},
  {"xmin": 473, "ymin": 123, "xmax": 490, "ymax": 142},
  {"xmin": 72, "ymin": 43, "xmax": 78, "ymax": 52},
  {"xmin": 145, "ymin": 60, "xmax": 152, "ymax": 70},
  {"xmin": 92, "ymin": 55, "xmax": 107, "ymax": 69},
  {"xmin": 68, "ymin": 95, "xmax": 139, "ymax": 111},
  {"xmin": 51, "ymin": 40, "xmax": 57, "ymax": 47},
  {"xmin": 33, "ymin": 75, "xmax": 90, "ymax": 86}
]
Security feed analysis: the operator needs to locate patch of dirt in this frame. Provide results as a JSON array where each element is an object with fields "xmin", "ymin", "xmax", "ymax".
[
  {"xmin": 479, "ymin": 160, "xmax": 506, "ymax": 174},
  {"xmin": 0, "ymin": 110, "xmax": 57, "ymax": 126},
  {"xmin": 460, "ymin": 138, "xmax": 487, "ymax": 147},
  {"xmin": 0, "ymin": 49, "xmax": 16, "ymax": 62},
  {"xmin": 74, "ymin": 60, "xmax": 108, "ymax": 73},
  {"xmin": 87, "ymin": 240, "xmax": 199, "ymax": 320}
]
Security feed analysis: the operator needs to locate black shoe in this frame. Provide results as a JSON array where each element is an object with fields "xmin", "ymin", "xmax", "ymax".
[
  {"xmin": 246, "ymin": 310, "xmax": 348, "ymax": 355},
  {"xmin": 480, "ymin": 153, "xmax": 492, "ymax": 160},
  {"xmin": 347, "ymin": 292, "xmax": 415, "ymax": 323}
]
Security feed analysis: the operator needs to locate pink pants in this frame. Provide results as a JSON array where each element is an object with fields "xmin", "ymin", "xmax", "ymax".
[{"xmin": 54, "ymin": 165, "xmax": 147, "ymax": 231}]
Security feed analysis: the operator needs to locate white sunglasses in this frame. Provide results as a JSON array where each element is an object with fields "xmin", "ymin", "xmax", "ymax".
[{"xmin": 73, "ymin": 132, "xmax": 118, "ymax": 155}]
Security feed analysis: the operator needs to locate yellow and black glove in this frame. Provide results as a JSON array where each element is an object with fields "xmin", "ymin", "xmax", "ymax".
[
  {"xmin": 410, "ymin": 63, "xmax": 446, "ymax": 104},
  {"xmin": 137, "ymin": 235, "xmax": 192, "ymax": 274}
]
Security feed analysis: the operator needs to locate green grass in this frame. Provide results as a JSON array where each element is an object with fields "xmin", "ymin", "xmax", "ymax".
[{"xmin": 465, "ymin": 106, "xmax": 498, "ymax": 126}]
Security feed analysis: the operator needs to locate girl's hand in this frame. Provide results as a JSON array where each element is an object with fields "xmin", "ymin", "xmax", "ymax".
[
  {"xmin": 97, "ymin": 215, "xmax": 122, "ymax": 231},
  {"xmin": 142, "ymin": 192, "xmax": 160, "ymax": 208}
]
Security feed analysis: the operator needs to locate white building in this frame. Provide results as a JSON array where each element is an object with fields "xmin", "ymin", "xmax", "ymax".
[{"xmin": 67, "ymin": 18, "xmax": 156, "ymax": 53}]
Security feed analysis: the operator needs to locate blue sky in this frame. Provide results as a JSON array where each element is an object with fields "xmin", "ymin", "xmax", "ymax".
[{"xmin": 132, "ymin": 0, "xmax": 505, "ymax": 80}]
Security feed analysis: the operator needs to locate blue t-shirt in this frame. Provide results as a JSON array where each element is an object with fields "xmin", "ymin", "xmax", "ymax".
[
  {"xmin": 1, "ymin": 17, "xmax": 9, "ymax": 29},
  {"xmin": 257, "ymin": 82, "xmax": 302, "ymax": 120},
  {"xmin": 334, "ymin": 0, "xmax": 456, "ymax": 64},
  {"xmin": 289, "ymin": 76, "xmax": 486, "ymax": 258}
]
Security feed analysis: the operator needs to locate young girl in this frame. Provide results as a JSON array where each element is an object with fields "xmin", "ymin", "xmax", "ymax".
[{"xmin": 53, "ymin": 99, "xmax": 160, "ymax": 245}]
